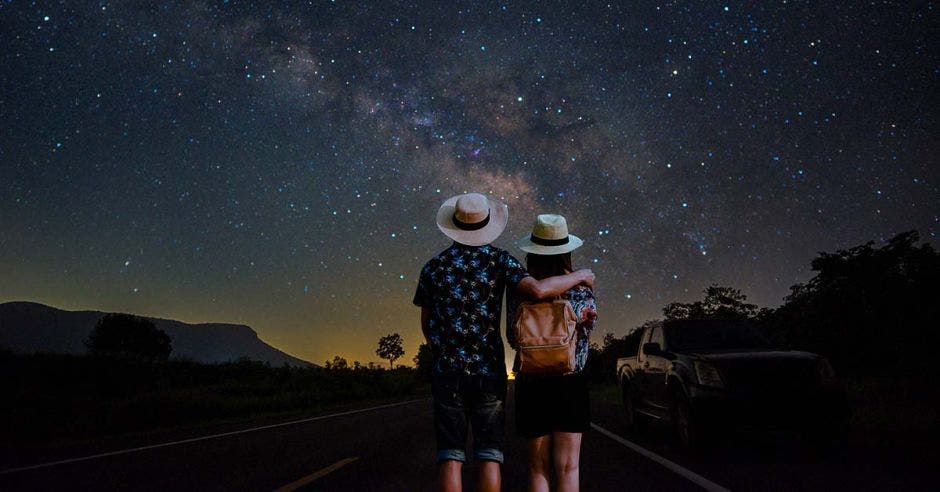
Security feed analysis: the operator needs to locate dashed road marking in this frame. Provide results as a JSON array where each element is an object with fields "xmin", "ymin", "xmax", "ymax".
[{"xmin": 274, "ymin": 456, "xmax": 359, "ymax": 492}]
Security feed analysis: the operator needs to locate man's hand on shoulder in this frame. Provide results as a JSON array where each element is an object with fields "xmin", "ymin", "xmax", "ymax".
[
  {"xmin": 517, "ymin": 268, "xmax": 595, "ymax": 300},
  {"xmin": 576, "ymin": 268, "xmax": 595, "ymax": 289}
]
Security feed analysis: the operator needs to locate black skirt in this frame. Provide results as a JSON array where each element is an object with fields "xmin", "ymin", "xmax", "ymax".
[{"xmin": 514, "ymin": 372, "xmax": 591, "ymax": 439}]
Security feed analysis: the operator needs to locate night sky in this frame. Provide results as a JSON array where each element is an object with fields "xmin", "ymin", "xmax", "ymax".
[{"xmin": 1, "ymin": 1, "xmax": 937, "ymax": 366}]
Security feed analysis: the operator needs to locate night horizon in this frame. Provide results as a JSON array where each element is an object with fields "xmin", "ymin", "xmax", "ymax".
[{"xmin": 2, "ymin": 1, "xmax": 937, "ymax": 366}]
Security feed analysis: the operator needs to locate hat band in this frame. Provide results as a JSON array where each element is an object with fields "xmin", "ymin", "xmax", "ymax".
[
  {"xmin": 453, "ymin": 210, "xmax": 490, "ymax": 231},
  {"xmin": 530, "ymin": 234, "xmax": 569, "ymax": 246}
]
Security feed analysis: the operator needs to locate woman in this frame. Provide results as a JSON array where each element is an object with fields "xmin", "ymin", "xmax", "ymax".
[{"xmin": 508, "ymin": 214, "xmax": 597, "ymax": 492}]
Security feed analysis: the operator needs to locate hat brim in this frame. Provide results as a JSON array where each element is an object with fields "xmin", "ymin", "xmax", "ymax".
[
  {"xmin": 436, "ymin": 195, "xmax": 509, "ymax": 246},
  {"xmin": 517, "ymin": 234, "xmax": 583, "ymax": 255}
]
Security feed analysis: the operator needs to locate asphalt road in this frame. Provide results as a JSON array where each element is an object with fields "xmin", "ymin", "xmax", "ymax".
[
  {"xmin": 587, "ymin": 395, "xmax": 939, "ymax": 492},
  {"xmin": 1, "ymin": 384, "xmax": 936, "ymax": 491}
]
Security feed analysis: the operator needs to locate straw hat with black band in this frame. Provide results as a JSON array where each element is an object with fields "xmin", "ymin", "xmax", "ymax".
[
  {"xmin": 517, "ymin": 214, "xmax": 583, "ymax": 255},
  {"xmin": 436, "ymin": 192, "xmax": 509, "ymax": 246}
]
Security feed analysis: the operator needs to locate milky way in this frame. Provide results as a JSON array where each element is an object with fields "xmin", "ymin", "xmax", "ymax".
[{"xmin": 1, "ymin": 1, "xmax": 937, "ymax": 365}]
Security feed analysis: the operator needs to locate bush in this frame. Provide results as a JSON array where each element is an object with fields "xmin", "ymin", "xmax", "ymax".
[{"xmin": 86, "ymin": 313, "xmax": 171, "ymax": 360}]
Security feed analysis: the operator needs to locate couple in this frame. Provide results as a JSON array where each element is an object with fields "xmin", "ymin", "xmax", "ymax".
[{"xmin": 413, "ymin": 192, "xmax": 598, "ymax": 492}]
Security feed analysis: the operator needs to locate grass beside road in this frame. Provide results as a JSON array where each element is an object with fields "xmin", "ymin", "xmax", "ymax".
[
  {"xmin": 0, "ymin": 351, "xmax": 429, "ymax": 448},
  {"xmin": 844, "ymin": 377, "xmax": 938, "ymax": 454},
  {"xmin": 589, "ymin": 381, "xmax": 621, "ymax": 407}
]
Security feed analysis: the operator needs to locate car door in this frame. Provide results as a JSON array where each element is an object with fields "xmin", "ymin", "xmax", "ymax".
[
  {"xmin": 632, "ymin": 328, "xmax": 653, "ymax": 408},
  {"xmin": 633, "ymin": 328, "xmax": 653, "ymax": 411},
  {"xmin": 644, "ymin": 325, "xmax": 670, "ymax": 409}
]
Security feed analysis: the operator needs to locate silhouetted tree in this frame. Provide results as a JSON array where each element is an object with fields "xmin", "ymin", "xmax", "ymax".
[
  {"xmin": 86, "ymin": 313, "xmax": 171, "ymax": 360},
  {"xmin": 589, "ymin": 231, "xmax": 938, "ymax": 380},
  {"xmin": 584, "ymin": 341, "xmax": 605, "ymax": 382},
  {"xmin": 762, "ymin": 230, "xmax": 940, "ymax": 376},
  {"xmin": 592, "ymin": 325, "xmax": 650, "ymax": 381},
  {"xmin": 413, "ymin": 343, "xmax": 433, "ymax": 381},
  {"xmin": 330, "ymin": 355, "xmax": 348, "ymax": 370},
  {"xmin": 376, "ymin": 333, "xmax": 405, "ymax": 369},
  {"xmin": 663, "ymin": 285, "xmax": 759, "ymax": 320}
]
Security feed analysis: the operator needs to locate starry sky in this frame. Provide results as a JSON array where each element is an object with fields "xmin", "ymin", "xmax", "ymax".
[{"xmin": 1, "ymin": 1, "xmax": 937, "ymax": 367}]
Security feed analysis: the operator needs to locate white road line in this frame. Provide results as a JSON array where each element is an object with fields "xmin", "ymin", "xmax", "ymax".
[
  {"xmin": 274, "ymin": 456, "xmax": 359, "ymax": 492},
  {"xmin": 590, "ymin": 423, "xmax": 731, "ymax": 492},
  {"xmin": 0, "ymin": 398, "xmax": 429, "ymax": 476}
]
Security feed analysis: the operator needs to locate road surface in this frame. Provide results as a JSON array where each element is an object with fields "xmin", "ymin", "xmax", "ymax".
[{"xmin": 0, "ymin": 384, "xmax": 935, "ymax": 490}]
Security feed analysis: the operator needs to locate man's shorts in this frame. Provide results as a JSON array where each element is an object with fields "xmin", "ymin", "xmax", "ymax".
[{"xmin": 431, "ymin": 372, "xmax": 507, "ymax": 464}]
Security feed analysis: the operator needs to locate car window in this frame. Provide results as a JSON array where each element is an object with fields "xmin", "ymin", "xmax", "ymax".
[{"xmin": 649, "ymin": 326, "xmax": 664, "ymax": 347}]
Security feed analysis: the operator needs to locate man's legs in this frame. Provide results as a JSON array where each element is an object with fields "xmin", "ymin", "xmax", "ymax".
[
  {"xmin": 433, "ymin": 375, "xmax": 469, "ymax": 491},
  {"xmin": 439, "ymin": 460, "xmax": 463, "ymax": 492},
  {"xmin": 478, "ymin": 460, "xmax": 501, "ymax": 492},
  {"xmin": 439, "ymin": 456, "xmax": 499, "ymax": 492},
  {"xmin": 469, "ymin": 376, "xmax": 507, "ymax": 492}
]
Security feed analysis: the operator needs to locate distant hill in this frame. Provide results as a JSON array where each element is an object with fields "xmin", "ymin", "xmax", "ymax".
[{"xmin": 0, "ymin": 301, "xmax": 312, "ymax": 367}]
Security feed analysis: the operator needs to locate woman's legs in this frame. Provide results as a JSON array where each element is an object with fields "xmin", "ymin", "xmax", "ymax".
[
  {"xmin": 552, "ymin": 432, "xmax": 583, "ymax": 492},
  {"xmin": 526, "ymin": 435, "xmax": 552, "ymax": 492}
]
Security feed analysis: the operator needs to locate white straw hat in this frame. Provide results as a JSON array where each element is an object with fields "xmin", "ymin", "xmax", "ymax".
[
  {"xmin": 436, "ymin": 193, "xmax": 509, "ymax": 246},
  {"xmin": 517, "ymin": 214, "xmax": 583, "ymax": 255}
]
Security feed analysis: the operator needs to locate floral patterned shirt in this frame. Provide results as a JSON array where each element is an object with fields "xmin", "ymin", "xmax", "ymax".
[
  {"xmin": 507, "ymin": 284, "xmax": 598, "ymax": 374},
  {"xmin": 413, "ymin": 242, "xmax": 530, "ymax": 377}
]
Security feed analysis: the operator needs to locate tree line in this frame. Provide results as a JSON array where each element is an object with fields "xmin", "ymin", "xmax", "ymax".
[{"xmin": 588, "ymin": 230, "xmax": 939, "ymax": 380}]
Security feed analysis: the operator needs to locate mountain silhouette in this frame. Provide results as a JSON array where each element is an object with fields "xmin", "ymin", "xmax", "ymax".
[{"xmin": 0, "ymin": 301, "xmax": 312, "ymax": 366}]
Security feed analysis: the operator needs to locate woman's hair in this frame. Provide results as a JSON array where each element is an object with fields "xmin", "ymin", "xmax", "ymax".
[{"xmin": 525, "ymin": 252, "xmax": 573, "ymax": 280}]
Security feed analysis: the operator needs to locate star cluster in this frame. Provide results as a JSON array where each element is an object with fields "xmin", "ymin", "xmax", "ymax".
[{"xmin": 1, "ymin": 1, "xmax": 937, "ymax": 364}]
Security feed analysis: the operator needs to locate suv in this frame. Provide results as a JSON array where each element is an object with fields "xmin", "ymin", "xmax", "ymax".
[{"xmin": 616, "ymin": 319, "xmax": 849, "ymax": 449}]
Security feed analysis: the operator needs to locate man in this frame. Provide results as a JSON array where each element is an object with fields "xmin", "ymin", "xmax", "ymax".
[{"xmin": 413, "ymin": 192, "xmax": 593, "ymax": 492}]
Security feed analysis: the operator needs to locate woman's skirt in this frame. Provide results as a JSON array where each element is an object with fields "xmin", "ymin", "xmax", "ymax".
[{"xmin": 514, "ymin": 371, "xmax": 590, "ymax": 439}]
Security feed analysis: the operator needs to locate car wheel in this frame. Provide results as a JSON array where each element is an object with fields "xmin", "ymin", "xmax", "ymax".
[
  {"xmin": 671, "ymin": 391, "xmax": 701, "ymax": 451},
  {"xmin": 621, "ymin": 382, "xmax": 646, "ymax": 433}
]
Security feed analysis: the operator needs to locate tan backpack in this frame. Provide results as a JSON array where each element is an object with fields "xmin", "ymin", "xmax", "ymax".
[{"xmin": 512, "ymin": 299, "xmax": 578, "ymax": 375}]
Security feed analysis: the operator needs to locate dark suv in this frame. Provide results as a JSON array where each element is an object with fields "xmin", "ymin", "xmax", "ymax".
[{"xmin": 616, "ymin": 319, "xmax": 849, "ymax": 449}]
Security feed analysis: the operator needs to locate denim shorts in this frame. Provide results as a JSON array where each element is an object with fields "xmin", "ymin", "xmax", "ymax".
[{"xmin": 431, "ymin": 372, "xmax": 507, "ymax": 464}]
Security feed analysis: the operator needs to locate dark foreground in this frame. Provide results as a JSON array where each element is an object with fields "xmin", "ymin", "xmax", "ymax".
[{"xmin": 1, "ymin": 383, "xmax": 936, "ymax": 491}]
